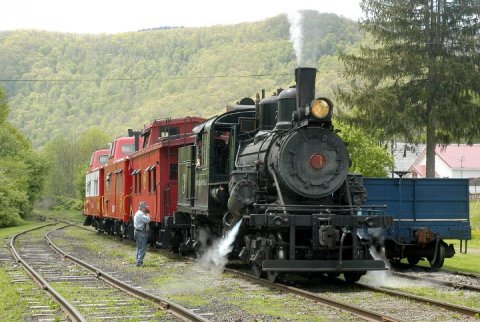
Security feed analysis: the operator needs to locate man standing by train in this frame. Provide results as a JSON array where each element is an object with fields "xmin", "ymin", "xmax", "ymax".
[{"xmin": 134, "ymin": 201, "xmax": 150, "ymax": 267}]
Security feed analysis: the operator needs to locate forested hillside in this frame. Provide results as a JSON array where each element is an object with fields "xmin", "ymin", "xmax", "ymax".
[{"xmin": 0, "ymin": 11, "xmax": 361, "ymax": 147}]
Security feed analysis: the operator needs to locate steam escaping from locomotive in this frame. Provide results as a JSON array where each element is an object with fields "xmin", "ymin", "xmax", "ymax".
[
  {"xmin": 196, "ymin": 220, "xmax": 243, "ymax": 273},
  {"xmin": 288, "ymin": 11, "xmax": 304, "ymax": 66}
]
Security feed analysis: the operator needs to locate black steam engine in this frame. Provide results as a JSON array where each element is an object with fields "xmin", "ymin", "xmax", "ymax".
[{"xmin": 174, "ymin": 68, "xmax": 393, "ymax": 282}]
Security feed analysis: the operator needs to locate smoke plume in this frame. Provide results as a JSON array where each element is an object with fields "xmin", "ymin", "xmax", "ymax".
[{"xmin": 288, "ymin": 11, "xmax": 304, "ymax": 66}]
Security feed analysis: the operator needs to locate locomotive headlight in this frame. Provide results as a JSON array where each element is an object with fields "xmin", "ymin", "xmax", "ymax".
[{"xmin": 311, "ymin": 98, "xmax": 331, "ymax": 119}]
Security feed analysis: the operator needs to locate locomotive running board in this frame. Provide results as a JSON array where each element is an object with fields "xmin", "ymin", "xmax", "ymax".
[{"xmin": 262, "ymin": 260, "xmax": 387, "ymax": 272}]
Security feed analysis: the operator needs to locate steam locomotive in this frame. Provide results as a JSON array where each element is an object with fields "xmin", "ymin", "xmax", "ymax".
[
  {"xmin": 84, "ymin": 68, "xmax": 394, "ymax": 283},
  {"xmin": 171, "ymin": 68, "xmax": 393, "ymax": 282}
]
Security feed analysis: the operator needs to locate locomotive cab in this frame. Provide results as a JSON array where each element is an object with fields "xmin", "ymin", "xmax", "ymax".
[{"xmin": 174, "ymin": 109, "xmax": 257, "ymax": 253}]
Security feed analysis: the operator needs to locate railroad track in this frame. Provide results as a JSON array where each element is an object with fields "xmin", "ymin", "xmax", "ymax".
[
  {"xmin": 356, "ymin": 280, "xmax": 480, "ymax": 318},
  {"xmin": 226, "ymin": 266, "xmax": 480, "ymax": 321},
  {"xmin": 224, "ymin": 268, "xmax": 400, "ymax": 322},
  {"xmin": 55, "ymin": 222, "xmax": 479, "ymax": 321},
  {"xmin": 389, "ymin": 266, "xmax": 480, "ymax": 292},
  {"xmin": 1, "ymin": 223, "xmax": 68, "ymax": 321},
  {"xmin": 51, "ymin": 224, "xmax": 371, "ymax": 321},
  {"xmin": 10, "ymin": 223, "xmax": 206, "ymax": 322}
]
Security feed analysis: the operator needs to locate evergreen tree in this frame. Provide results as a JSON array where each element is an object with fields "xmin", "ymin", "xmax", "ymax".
[{"xmin": 338, "ymin": 0, "xmax": 480, "ymax": 177}]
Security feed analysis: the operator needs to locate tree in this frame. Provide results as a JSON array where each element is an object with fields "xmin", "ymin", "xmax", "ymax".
[
  {"xmin": 336, "ymin": 122, "xmax": 393, "ymax": 177},
  {"xmin": 337, "ymin": 0, "xmax": 480, "ymax": 177},
  {"xmin": 0, "ymin": 86, "xmax": 47, "ymax": 226},
  {"xmin": 41, "ymin": 128, "xmax": 110, "ymax": 202}
]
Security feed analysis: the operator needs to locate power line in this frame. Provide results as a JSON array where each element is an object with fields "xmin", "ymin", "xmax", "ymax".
[{"xmin": 0, "ymin": 73, "xmax": 292, "ymax": 82}]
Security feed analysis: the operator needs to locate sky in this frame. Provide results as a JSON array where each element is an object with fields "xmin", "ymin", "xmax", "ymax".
[{"xmin": 1, "ymin": 0, "xmax": 362, "ymax": 34}]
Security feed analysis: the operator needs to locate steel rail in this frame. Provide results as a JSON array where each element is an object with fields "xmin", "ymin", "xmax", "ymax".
[
  {"xmin": 45, "ymin": 225, "xmax": 208, "ymax": 322},
  {"xmin": 224, "ymin": 268, "xmax": 400, "ymax": 322},
  {"xmin": 391, "ymin": 271, "xmax": 480, "ymax": 293},
  {"xmin": 356, "ymin": 282, "xmax": 480, "ymax": 317},
  {"xmin": 9, "ymin": 223, "xmax": 87, "ymax": 322}
]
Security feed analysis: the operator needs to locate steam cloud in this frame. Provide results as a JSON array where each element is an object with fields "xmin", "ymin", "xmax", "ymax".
[{"xmin": 196, "ymin": 220, "xmax": 243, "ymax": 273}]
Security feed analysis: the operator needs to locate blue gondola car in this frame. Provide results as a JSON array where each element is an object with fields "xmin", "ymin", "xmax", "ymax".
[{"xmin": 363, "ymin": 178, "xmax": 471, "ymax": 268}]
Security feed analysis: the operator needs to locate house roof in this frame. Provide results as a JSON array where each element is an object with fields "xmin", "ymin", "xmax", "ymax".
[
  {"xmin": 411, "ymin": 164, "xmax": 440, "ymax": 178},
  {"xmin": 392, "ymin": 142, "xmax": 425, "ymax": 172},
  {"xmin": 436, "ymin": 144, "xmax": 480, "ymax": 169}
]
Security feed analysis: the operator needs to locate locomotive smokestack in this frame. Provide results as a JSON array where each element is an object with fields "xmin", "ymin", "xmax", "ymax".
[{"xmin": 295, "ymin": 67, "xmax": 316, "ymax": 113}]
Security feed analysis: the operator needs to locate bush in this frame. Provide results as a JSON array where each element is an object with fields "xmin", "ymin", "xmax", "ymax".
[
  {"xmin": 0, "ymin": 178, "xmax": 28, "ymax": 227},
  {"xmin": 51, "ymin": 196, "xmax": 84, "ymax": 211}
]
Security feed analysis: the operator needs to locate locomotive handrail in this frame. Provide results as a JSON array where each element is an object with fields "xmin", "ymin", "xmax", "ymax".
[{"xmin": 259, "ymin": 205, "xmax": 388, "ymax": 216}]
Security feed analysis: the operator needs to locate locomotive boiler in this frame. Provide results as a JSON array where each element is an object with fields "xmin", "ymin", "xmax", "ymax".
[{"xmin": 173, "ymin": 67, "xmax": 393, "ymax": 282}]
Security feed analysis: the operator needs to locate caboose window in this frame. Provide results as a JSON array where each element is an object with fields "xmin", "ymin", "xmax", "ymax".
[
  {"xmin": 142, "ymin": 130, "xmax": 151, "ymax": 148},
  {"xmin": 116, "ymin": 172, "xmax": 123, "ymax": 193},
  {"xmin": 147, "ymin": 168, "xmax": 152, "ymax": 193},
  {"xmin": 135, "ymin": 172, "xmax": 142, "ymax": 193},
  {"xmin": 152, "ymin": 166, "xmax": 157, "ymax": 192},
  {"xmin": 99, "ymin": 155, "xmax": 108, "ymax": 164},
  {"xmin": 160, "ymin": 126, "xmax": 179, "ymax": 138},
  {"xmin": 121, "ymin": 144, "xmax": 135, "ymax": 154},
  {"xmin": 170, "ymin": 164, "xmax": 178, "ymax": 180}
]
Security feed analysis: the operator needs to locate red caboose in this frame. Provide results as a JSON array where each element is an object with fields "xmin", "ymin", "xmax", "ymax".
[
  {"xmin": 98, "ymin": 136, "xmax": 137, "ymax": 234},
  {"xmin": 129, "ymin": 117, "xmax": 204, "ymax": 244},
  {"xmin": 84, "ymin": 149, "xmax": 109, "ymax": 221}
]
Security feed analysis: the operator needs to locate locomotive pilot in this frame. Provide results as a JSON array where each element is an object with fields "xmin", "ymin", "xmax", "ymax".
[{"xmin": 134, "ymin": 201, "xmax": 150, "ymax": 267}]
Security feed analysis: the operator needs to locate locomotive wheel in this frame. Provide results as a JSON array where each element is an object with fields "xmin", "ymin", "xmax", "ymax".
[
  {"xmin": 428, "ymin": 243, "xmax": 445, "ymax": 269},
  {"xmin": 267, "ymin": 270, "xmax": 285, "ymax": 283},
  {"xmin": 251, "ymin": 263, "xmax": 264, "ymax": 278},
  {"xmin": 407, "ymin": 256, "xmax": 421, "ymax": 266},
  {"xmin": 344, "ymin": 272, "xmax": 364, "ymax": 283},
  {"xmin": 327, "ymin": 272, "xmax": 341, "ymax": 279},
  {"xmin": 265, "ymin": 235, "xmax": 285, "ymax": 283}
]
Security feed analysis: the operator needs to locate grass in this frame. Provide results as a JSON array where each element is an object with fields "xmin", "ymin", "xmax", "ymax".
[
  {"xmin": 33, "ymin": 207, "xmax": 85, "ymax": 224},
  {"xmin": 231, "ymin": 287, "xmax": 354, "ymax": 321},
  {"xmin": 437, "ymin": 200, "xmax": 480, "ymax": 274},
  {"xmin": 52, "ymin": 281, "xmax": 167, "ymax": 320},
  {"xmin": 395, "ymin": 286, "xmax": 480, "ymax": 310},
  {"xmin": 0, "ymin": 220, "xmax": 46, "ymax": 239}
]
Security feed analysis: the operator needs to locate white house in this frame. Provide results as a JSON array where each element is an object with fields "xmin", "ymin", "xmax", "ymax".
[{"xmin": 408, "ymin": 144, "xmax": 480, "ymax": 194}]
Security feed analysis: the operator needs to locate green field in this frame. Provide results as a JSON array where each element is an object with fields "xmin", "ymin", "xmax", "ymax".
[{"xmin": 439, "ymin": 200, "xmax": 480, "ymax": 274}]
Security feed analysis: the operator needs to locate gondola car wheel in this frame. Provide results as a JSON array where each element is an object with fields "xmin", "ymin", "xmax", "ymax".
[
  {"xmin": 407, "ymin": 256, "xmax": 421, "ymax": 266},
  {"xmin": 429, "ymin": 243, "xmax": 445, "ymax": 269}
]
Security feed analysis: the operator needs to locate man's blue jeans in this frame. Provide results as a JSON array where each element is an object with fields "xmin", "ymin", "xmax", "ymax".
[{"xmin": 134, "ymin": 230, "xmax": 148, "ymax": 266}]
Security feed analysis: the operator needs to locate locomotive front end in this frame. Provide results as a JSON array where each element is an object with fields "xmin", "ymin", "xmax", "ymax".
[{"xmin": 230, "ymin": 67, "xmax": 393, "ymax": 282}]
